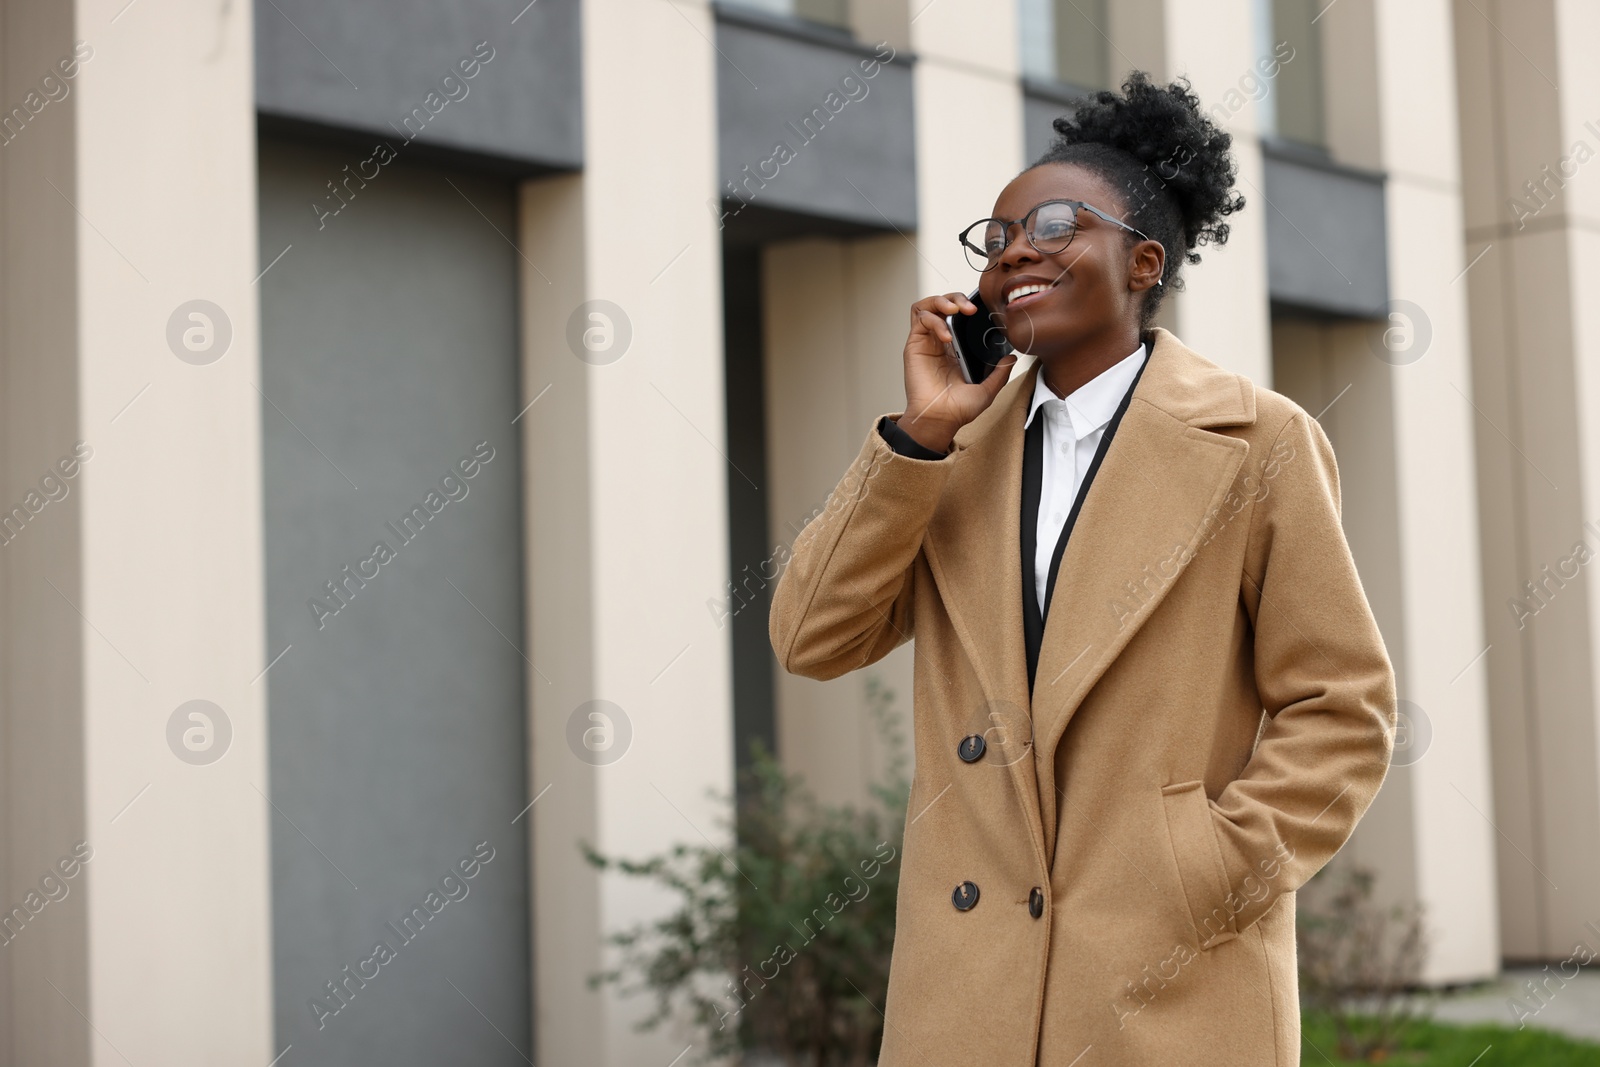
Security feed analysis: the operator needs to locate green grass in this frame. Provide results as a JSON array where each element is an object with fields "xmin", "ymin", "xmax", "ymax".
[{"xmin": 1301, "ymin": 1014, "xmax": 1600, "ymax": 1065}]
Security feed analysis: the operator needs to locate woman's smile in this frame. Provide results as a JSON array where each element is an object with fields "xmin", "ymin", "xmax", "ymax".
[{"xmin": 1001, "ymin": 275, "xmax": 1060, "ymax": 310}]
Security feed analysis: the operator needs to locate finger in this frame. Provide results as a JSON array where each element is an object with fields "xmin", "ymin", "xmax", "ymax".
[
  {"xmin": 914, "ymin": 308, "xmax": 953, "ymax": 343},
  {"xmin": 925, "ymin": 293, "xmax": 971, "ymax": 318},
  {"xmin": 981, "ymin": 353, "xmax": 1019, "ymax": 397}
]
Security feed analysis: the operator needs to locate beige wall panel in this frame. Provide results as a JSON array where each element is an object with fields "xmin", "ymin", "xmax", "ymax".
[
  {"xmin": 0, "ymin": 0, "xmax": 276, "ymax": 1062},
  {"xmin": 523, "ymin": 0, "xmax": 733, "ymax": 1062},
  {"xmin": 1556, "ymin": 223, "xmax": 1600, "ymax": 954},
  {"xmin": 1160, "ymin": 0, "xmax": 1272, "ymax": 383},
  {"xmin": 1106, "ymin": 0, "xmax": 1167, "ymax": 83},
  {"xmin": 1376, "ymin": 0, "xmax": 1467, "ymax": 190},
  {"xmin": 1460, "ymin": 241, "xmax": 1545, "ymax": 958},
  {"xmin": 1452, "ymin": 0, "xmax": 1600, "ymax": 961},
  {"xmin": 765, "ymin": 235, "xmax": 920, "ymax": 809},
  {"xmin": 1374, "ymin": 0, "xmax": 1501, "ymax": 964},
  {"xmin": 911, "ymin": 0, "xmax": 1024, "ymax": 309},
  {"xmin": 1319, "ymin": 0, "xmax": 1384, "ymax": 170},
  {"xmin": 521, "ymin": 173, "xmax": 604, "ymax": 1067},
  {"xmin": 1270, "ymin": 320, "xmax": 1421, "ymax": 918},
  {"xmin": 1553, "ymin": 0, "xmax": 1600, "ymax": 225},
  {"xmin": 908, "ymin": 0, "xmax": 1017, "ymax": 81},
  {"xmin": 1480, "ymin": 0, "xmax": 1563, "ymax": 231}
]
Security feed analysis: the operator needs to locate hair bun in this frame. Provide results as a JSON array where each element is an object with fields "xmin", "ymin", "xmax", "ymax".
[{"xmin": 1046, "ymin": 71, "xmax": 1246, "ymax": 269}]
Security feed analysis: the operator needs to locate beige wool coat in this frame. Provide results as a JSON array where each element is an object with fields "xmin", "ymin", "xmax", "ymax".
[{"xmin": 768, "ymin": 327, "xmax": 1396, "ymax": 1066}]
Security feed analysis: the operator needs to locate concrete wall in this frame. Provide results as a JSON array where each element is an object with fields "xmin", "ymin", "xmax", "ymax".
[
  {"xmin": 762, "ymin": 235, "xmax": 921, "ymax": 808},
  {"xmin": 0, "ymin": 0, "xmax": 275, "ymax": 1062},
  {"xmin": 1157, "ymin": 0, "xmax": 1273, "ymax": 381},
  {"xmin": 522, "ymin": 0, "xmax": 734, "ymax": 1061},
  {"xmin": 1454, "ymin": 0, "xmax": 1600, "ymax": 962}
]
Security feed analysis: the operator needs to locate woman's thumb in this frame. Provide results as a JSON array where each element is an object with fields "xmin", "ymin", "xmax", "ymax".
[{"xmin": 982, "ymin": 353, "xmax": 1019, "ymax": 398}]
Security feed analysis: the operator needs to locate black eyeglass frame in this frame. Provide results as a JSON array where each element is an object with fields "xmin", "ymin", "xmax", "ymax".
[{"xmin": 958, "ymin": 198, "xmax": 1152, "ymax": 272}]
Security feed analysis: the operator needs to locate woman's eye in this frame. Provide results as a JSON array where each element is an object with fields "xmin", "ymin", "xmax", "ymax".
[{"xmin": 1035, "ymin": 221, "xmax": 1073, "ymax": 239}]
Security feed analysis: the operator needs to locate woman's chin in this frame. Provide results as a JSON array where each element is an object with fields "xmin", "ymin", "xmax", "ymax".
[
  {"xmin": 1002, "ymin": 306, "xmax": 1072, "ymax": 353},
  {"xmin": 1004, "ymin": 326, "xmax": 1063, "ymax": 357}
]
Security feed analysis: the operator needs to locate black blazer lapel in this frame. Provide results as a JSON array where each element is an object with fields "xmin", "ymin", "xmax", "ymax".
[
  {"xmin": 1022, "ymin": 412, "xmax": 1045, "ymax": 692},
  {"xmin": 1023, "ymin": 336, "xmax": 1153, "ymax": 695}
]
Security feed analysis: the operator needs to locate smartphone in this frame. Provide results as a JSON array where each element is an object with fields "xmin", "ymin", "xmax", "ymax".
[{"xmin": 946, "ymin": 288, "xmax": 1012, "ymax": 385}]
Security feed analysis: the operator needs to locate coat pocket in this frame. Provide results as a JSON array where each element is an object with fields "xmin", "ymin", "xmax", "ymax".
[{"xmin": 1160, "ymin": 781, "xmax": 1239, "ymax": 950}]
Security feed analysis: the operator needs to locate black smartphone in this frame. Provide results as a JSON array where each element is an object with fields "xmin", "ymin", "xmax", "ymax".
[{"xmin": 946, "ymin": 288, "xmax": 1012, "ymax": 384}]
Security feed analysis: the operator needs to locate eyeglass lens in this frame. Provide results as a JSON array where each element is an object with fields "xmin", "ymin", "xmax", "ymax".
[{"xmin": 967, "ymin": 202, "xmax": 1079, "ymax": 271}]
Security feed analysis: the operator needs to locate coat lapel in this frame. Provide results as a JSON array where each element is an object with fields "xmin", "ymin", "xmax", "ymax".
[{"xmin": 924, "ymin": 328, "xmax": 1256, "ymax": 865}]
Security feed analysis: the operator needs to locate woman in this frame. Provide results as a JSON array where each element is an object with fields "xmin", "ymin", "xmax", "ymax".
[{"xmin": 767, "ymin": 73, "xmax": 1396, "ymax": 1067}]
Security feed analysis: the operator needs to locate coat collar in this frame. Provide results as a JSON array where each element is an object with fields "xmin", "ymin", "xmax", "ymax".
[{"xmin": 923, "ymin": 327, "xmax": 1256, "ymax": 867}]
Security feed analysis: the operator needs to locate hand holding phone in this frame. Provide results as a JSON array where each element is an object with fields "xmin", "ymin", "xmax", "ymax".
[
  {"xmin": 899, "ymin": 290, "xmax": 1019, "ymax": 454},
  {"xmin": 945, "ymin": 288, "xmax": 1013, "ymax": 385}
]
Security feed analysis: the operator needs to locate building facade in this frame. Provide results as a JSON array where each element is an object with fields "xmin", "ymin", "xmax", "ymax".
[{"xmin": 0, "ymin": 0, "xmax": 1593, "ymax": 1063}]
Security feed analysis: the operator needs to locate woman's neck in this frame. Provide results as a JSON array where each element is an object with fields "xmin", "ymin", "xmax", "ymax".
[{"xmin": 1037, "ymin": 329, "xmax": 1144, "ymax": 399}]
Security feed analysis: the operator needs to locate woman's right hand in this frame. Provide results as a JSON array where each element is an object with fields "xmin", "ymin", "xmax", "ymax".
[{"xmin": 898, "ymin": 292, "xmax": 1019, "ymax": 453}]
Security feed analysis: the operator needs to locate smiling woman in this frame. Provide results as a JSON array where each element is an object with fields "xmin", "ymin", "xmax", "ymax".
[{"xmin": 769, "ymin": 70, "xmax": 1398, "ymax": 1067}]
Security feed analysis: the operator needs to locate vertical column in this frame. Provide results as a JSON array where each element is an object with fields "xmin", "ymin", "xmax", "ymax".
[
  {"xmin": 2, "ymin": 0, "xmax": 274, "ymax": 1063},
  {"xmin": 1331, "ymin": 0, "xmax": 1499, "ymax": 981},
  {"xmin": 1152, "ymin": 0, "xmax": 1273, "ymax": 382},
  {"xmin": 763, "ymin": 234, "xmax": 920, "ymax": 810},
  {"xmin": 909, "ymin": 0, "xmax": 1025, "ymax": 308},
  {"xmin": 1106, "ymin": 0, "xmax": 1166, "ymax": 82},
  {"xmin": 1267, "ymin": 315, "xmax": 1422, "ymax": 931},
  {"xmin": 0, "ymin": 3, "xmax": 87, "ymax": 1062},
  {"xmin": 522, "ymin": 0, "xmax": 732, "ymax": 1062},
  {"xmin": 1455, "ymin": 0, "xmax": 1600, "ymax": 961}
]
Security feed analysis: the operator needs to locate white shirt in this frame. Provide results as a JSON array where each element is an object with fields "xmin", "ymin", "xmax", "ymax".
[{"xmin": 1023, "ymin": 343, "xmax": 1148, "ymax": 613}]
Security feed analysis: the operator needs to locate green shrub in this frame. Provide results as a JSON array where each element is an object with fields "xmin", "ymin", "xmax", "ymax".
[
  {"xmin": 583, "ymin": 674, "xmax": 910, "ymax": 1066},
  {"xmin": 1297, "ymin": 863, "xmax": 1431, "ymax": 1061}
]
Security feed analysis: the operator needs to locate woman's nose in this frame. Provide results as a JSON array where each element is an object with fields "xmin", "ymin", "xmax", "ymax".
[{"xmin": 997, "ymin": 222, "xmax": 1037, "ymax": 269}]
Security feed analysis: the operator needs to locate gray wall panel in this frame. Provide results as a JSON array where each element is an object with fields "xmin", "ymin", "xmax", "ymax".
[
  {"xmin": 255, "ymin": 0, "xmax": 580, "ymax": 171},
  {"xmin": 258, "ymin": 134, "xmax": 531, "ymax": 1066},
  {"xmin": 1262, "ymin": 145, "xmax": 1389, "ymax": 317},
  {"xmin": 715, "ymin": 13, "xmax": 916, "ymax": 231}
]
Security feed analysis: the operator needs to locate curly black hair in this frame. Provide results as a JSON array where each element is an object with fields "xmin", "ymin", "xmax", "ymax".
[{"xmin": 1031, "ymin": 70, "xmax": 1246, "ymax": 327}]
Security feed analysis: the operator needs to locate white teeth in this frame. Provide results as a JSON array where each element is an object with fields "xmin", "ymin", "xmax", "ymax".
[{"xmin": 1006, "ymin": 283, "xmax": 1053, "ymax": 305}]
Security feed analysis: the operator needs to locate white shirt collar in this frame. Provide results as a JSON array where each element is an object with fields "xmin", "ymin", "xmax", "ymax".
[{"xmin": 1023, "ymin": 343, "xmax": 1147, "ymax": 440}]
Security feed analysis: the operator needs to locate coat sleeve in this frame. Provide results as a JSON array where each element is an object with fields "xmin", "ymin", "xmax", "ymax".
[
  {"xmin": 768, "ymin": 413, "xmax": 955, "ymax": 680},
  {"xmin": 1209, "ymin": 406, "xmax": 1398, "ymax": 938}
]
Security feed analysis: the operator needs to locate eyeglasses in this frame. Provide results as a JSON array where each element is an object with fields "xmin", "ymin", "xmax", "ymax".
[{"xmin": 958, "ymin": 198, "xmax": 1151, "ymax": 272}]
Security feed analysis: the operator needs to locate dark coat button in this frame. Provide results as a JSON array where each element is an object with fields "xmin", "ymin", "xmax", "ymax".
[
  {"xmin": 952, "ymin": 881, "xmax": 980, "ymax": 911},
  {"xmin": 1029, "ymin": 886, "xmax": 1045, "ymax": 919},
  {"xmin": 957, "ymin": 734, "xmax": 986, "ymax": 762}
]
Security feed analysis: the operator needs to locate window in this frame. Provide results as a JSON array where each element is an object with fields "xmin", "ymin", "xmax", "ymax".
[
  {"xmin": 726, "ymin": 0, "xmax": 851, "ymax": 32},
  {"xmin": 1020, "ymin": 0, "xmax": 1111, "ymax": 91},
  {"xmin": 1255, "ymin": 0, "xmax": 1325, "ymax": 147}
]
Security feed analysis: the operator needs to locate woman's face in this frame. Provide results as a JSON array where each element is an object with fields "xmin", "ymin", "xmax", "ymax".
[{"xmin": 975, "ymin": 162, "xmax": 1161, "ymax": 359}]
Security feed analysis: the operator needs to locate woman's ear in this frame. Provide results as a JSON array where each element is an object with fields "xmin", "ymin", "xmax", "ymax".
[{"xmin": 1128, "ymin": 239, "xmax": 1165, "ymax": 294}]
